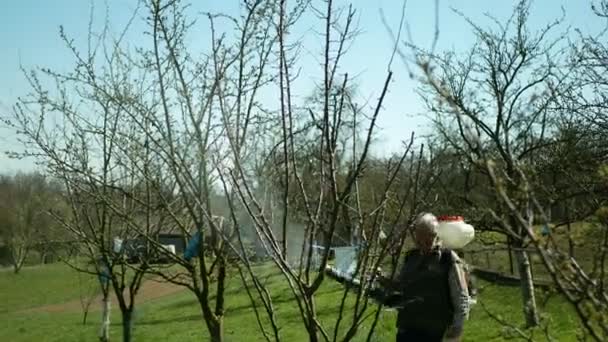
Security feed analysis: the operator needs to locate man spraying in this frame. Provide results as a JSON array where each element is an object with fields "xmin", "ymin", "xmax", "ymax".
[{"xmin": 379, "ymin": 213, "xmax": 471, "ymax": 342}]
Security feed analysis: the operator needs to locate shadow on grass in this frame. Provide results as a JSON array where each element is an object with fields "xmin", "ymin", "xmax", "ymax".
[
  {"xmin": 164, "ymin": 297, "xmax": 200, "ymax": 309},
  {"xmin": 224, "ymin": 295, "xmax": 296, "ymax": 315},
  {"xmin": 108, "ymin": 314, "xmax": 202, "ymax": 326},
  {"xmin": 160, "ymin": 281, "xmax": 271, "ymax": 309}
]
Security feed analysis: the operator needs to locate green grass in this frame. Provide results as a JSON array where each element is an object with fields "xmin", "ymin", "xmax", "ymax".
[
  {"xmin": 0, "ymin": 262, "xmax": 96, "ymax": 313},
  {"xmin": 0, "ymin": 262, "xmax": 585, "ymax": 341}
]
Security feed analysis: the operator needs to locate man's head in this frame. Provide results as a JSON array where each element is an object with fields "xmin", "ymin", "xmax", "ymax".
[{"xmin": 412, "ymin": 212, "xmax": 439, "ymax": 252}]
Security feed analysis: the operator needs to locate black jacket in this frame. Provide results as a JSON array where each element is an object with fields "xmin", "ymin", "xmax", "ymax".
[{"xmin": 394, "ymin": 247, "xmax": 455, "ymax": 334}]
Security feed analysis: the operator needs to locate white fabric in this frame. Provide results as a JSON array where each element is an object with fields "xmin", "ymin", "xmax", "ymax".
[
  {"xmin": 334, "ymin": 246, "xmax": 358, "ymax": 276},
  {"xmin": 113, "ymin": 237, "xmax": 123, "ymax": 253},
  {"xmin": 161, "ymin": 244, "xmax": 176, "ymax": 254}
]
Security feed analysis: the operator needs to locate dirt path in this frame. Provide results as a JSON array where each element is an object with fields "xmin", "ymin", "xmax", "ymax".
[{"xmin": 19, "ymin": 279, "xmax": 186, "ymax": 314}]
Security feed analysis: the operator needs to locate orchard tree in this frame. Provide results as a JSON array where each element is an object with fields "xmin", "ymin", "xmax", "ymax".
[
  {"xmin": 7, "ymin": 4, "xmax": 175, "ymax": 339},
  {"xmin": 413, "ymin": 0, "xmax": 572, "ymax": 327},
  {"xmin": 409, "ymin": 0, "xmax": 608, "ymax": 338},
  {"xmin": 0, "ymin": 172, "xmax": 61, "ymax": 273}
]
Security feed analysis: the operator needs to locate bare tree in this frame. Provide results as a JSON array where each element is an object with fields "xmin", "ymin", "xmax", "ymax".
[
  {"xmin": 3, "ymin": 1, "xmax": 290, "ymax": 341},
  {"xmin": 214, "ymin": 0, "xmax": 441, "ymax": 340},
  {"xmin": 4, "ymin": 4, "xmax": 177, "ymax": 340},
  {"xmin": 409, "ymin": 0, "xmax": 574, "ymax": 327},
  {"xmin": 0, "ymin": 172, "xmax": 61, "ymax": 274},
  {"xmin": 77, "ymin": 256, "xmax": 102, "ymax": 326},
  {"xmin": 407, "ymin": 0, "xmax": 608, "ymax": 338},
  {"xmin": 64, "ymin": 1, "xmax": 298, "ymax": 341}
]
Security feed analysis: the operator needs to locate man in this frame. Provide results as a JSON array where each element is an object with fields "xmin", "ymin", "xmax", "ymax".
[{"xmin": 380, "ymin": 213, "xmax": 470, "ymax": 341}]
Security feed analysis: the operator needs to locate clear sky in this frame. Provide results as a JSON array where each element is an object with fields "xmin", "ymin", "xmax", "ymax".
[{"xmin": 0, "ymin": 0, "xmax": 605, "ymax": 173}]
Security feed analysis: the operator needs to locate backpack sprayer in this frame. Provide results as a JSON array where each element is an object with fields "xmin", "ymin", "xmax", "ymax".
[{"xmin": 435, "ymin": 216, "xmax": 475, "ymax": 250}]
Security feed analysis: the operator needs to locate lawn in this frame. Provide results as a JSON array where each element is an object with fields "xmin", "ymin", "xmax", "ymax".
[
  {"xmin": 0, "ymin": 261, "xmax": 584, "ymax": 341},
  {"xmin": 0, "ymin": 262, "xmax": 97, "ymax": 313}
]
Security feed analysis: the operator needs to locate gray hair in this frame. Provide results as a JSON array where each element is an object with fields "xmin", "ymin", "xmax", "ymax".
[{"xmin": 413, "ymin": 212, "xmax": 439, "ymax": 236}]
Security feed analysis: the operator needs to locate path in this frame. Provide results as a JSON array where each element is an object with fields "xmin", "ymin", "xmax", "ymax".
[{"xmin": 19, "ymin": 278, "xmax": 186, "ymax": 314}]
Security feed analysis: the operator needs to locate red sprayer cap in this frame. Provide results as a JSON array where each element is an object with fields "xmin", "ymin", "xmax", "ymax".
[{"xmin": 437, "ymin": 215, "xmax": 464, "ymax": 222}]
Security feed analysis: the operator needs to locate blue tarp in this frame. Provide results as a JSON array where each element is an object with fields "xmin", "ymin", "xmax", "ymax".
[
  {"xmin": 541, "ymin": 224, "xmax": 551, "ymax": 236},
  {"xmin": 184, "ymin": 231, "xmax": 202, "ymax": 261}
]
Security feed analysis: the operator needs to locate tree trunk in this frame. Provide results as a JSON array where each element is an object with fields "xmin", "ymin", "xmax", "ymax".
[
  {"xmin": 99, "ymin": 295, "xmax": 111, "ymax": 342},
  {"xmin": 567, "ymin": 221, "xmax": 575, "ymax": 258},
  {"xmin": 11, "ymin": 246, "xmax": 27, "ymax": 274},
  {"xmin": 122, "ymin": 309, "xmax": 133, "ymax": 342},
  {"xmin": 215, "ymin": 261, "xmax": 226, "ymax": 317},
  {"xmin": 208, "ymin": 257, "xmax": 226, "ymax": 342},
  {"xmin": 207, "ymin": 318, "xmax": 224, "ymax": 342},
  {"xmin": 485, "ymin": 252, "xmax": 491, "ymax": 269},
  {"xmin": 199, "ymin": 292, "xmax": 224, "ymax": 342},
  {"xmin": 82, "ymin": 309, "xmax": 89, "ymax": 325},
  {"xmin": 13, "ymin": 261, "xmax": 23, "ymax": 274},
  {"xmin": 507, "ymin": 236, "xmax": 515, "ymax": 275},
  {"xmin": 308, "ymin": 330, "xmax": 319, "ymax": 342},
  {"xmin": 506, "ymin": 169, "xmax": 539, "ymax": 327},
  {"xmin": 515, "ymin": 247, "xmax": 539, "ymax": 327},
  {"xmin": 306, "ymin": 297, "xmax": 319, "ymax": 342},
  {"xmin": 307, "ymin": 318, "xmax": 319, "ymax": 342},
  {"xmin": 565, "ymin": 201, "xmax": 575, "ymax": 258}
]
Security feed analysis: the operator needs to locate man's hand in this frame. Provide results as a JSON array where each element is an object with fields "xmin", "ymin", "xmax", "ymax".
[
  {"xmin": 444, "ymin": 325, "xmax": 462, "ymax": 341},
  {"xmin": 376, "ymin": 273, "xmax": 392, "ymax": 288}
]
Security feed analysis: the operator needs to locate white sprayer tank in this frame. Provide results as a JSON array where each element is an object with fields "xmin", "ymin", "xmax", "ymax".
[{"xmin": 436, "ymin": 215, "xmax": 475, "ymax": 249}]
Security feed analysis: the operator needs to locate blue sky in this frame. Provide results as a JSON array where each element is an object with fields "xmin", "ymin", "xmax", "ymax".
[{"xmin": 0, "ymin": 0, "xmax": 605, "ymax": 173}]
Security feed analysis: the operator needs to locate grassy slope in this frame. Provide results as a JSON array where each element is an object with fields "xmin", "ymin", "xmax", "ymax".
[
  {"xmin": 0, "ymin": 262, "xmax": 583, "ymax": 342},
  {"xmin": 0, "ymin": 262, "xmax": 97, "ymax": 313}
]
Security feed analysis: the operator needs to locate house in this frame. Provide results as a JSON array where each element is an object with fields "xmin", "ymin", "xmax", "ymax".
[{"xmin": 158, "ymin": 233, "xmax": 186, "ymax": 255}]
